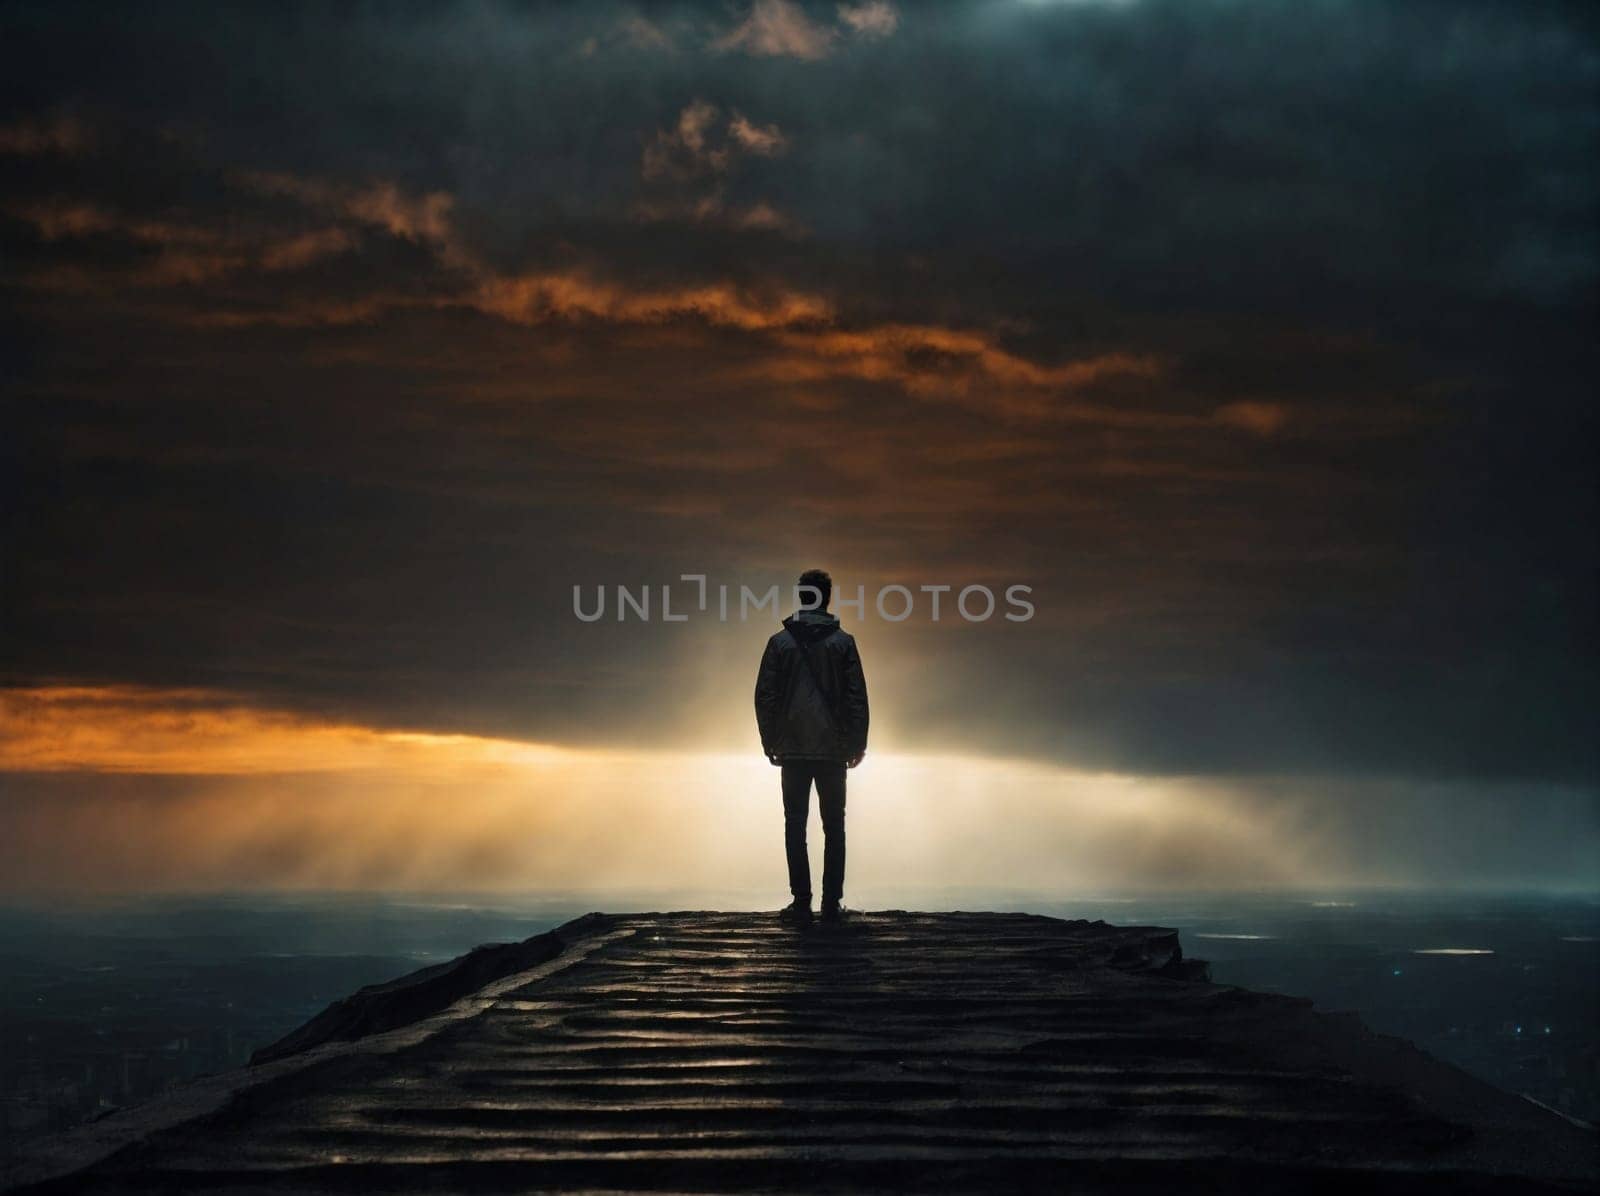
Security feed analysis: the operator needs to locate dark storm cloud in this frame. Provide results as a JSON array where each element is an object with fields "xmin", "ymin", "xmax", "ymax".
[{"xmin": 1, "ymin": 0, "xmax": 1596, "ymax": 785}]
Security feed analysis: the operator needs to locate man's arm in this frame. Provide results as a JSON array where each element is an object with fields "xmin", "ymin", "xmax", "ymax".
[
  {"xmin": 754, "ymin": 637, "xmax": 783, "ymax": 759},
  {"xmin": 840, "ymin": 636, "xmax": 869, "ymax": 764}
]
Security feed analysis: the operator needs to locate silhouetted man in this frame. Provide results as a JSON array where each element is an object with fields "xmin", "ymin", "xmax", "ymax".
[{"xmin": 754, "ymin": 569, "xmax": 869, "ymax": 926}]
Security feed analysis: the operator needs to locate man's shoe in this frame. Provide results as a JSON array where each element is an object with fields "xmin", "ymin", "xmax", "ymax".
[
  {"xmin": 777, "ymin": 899, "xmax": 813, "ymax": 927},
  {"xmin": 820, "ymin": 902, "xmax": 849, "ymax": 924}
]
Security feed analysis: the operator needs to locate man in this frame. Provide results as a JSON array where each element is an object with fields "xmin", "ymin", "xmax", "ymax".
[{"xmin": 754, "ymin": 568, "xmax": 869, "ymax": 926}]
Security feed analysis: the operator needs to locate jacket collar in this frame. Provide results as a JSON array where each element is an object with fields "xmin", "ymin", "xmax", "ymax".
[{"xmin": 783, "ymin": 608, "xmax": 839, "ymax": 640}]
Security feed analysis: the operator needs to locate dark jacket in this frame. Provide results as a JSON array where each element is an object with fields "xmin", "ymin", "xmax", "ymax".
[{"xmin": 754, "ymin": 609, "xmax": 869, "ymax": 762}]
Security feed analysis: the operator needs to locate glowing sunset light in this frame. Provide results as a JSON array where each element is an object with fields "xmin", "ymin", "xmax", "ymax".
[
  {"xmin": 0, "ymin": 685, "xmax": 1322, "ymax": 897},
  {"xmin": 0, "ymin": 686, "xmax": 579, "ymax": 775}
]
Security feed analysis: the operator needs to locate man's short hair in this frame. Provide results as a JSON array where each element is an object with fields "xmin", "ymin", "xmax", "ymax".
[{"xmin": 798, "ymin": 568, "xmax": 832, "ymax": 610}]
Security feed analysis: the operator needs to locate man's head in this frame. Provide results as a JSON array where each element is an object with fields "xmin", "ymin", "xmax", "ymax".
[{"xmin": 797, "ymin": 568, "xmax": 832, "ymax": 611}]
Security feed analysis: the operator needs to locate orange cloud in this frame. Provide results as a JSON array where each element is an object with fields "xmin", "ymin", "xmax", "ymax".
[
  {"xmin": 760, "ymin": 324, "xmax": 1162, "ymax": 416},
  {"xmin": 642, "ymin": 101, "xmax": 787, "ymax": 185},
  {"xmin": 714, "ymin": 0, "xmax": 837, "ymax": 60},
  {"xmin": 784, "ymin": 325, "xmax": 1155, "ymax": 389},
  {"xmin": 0, "ymin": 114, "xmax": 90, "ymax": 156},
  {"xmin": 258, "ymin": 226, "xmax": 357, "ymax": 271},
  {"xmin": 1214, "ymin": 400, "xmax": 1290, "ymax": 436},
  {"xmin": 733, "ymin": 201, "xmax": 798, "ymax": 231},
  {"xmin": 12, "ymin": 201, "xmax": 218, "ymax": 246},
  {"xmin": 712, "ymin": 0, "xmax": 898, "ymax": 59},
  {"xmin": 0, "ymin": 685, "xmax": 571, "ymax": 776},
  {"xmin": 637, "ymin": 102, "xmax": 794, "ymax": 233},
  {"xmin": 10, "ymin": 199, "xmax": 355, "ymax": 285},
  {"xmin": 12, "ymin": 168, "xmax": 1161, "ymax": 422},
  {"xmin": 838, "ymin": 2, "xmax": 899, "ymax": 38},
  {"xmin": 642, "ymin": 99, "xmax": 725, "ymax": 179},
  {"xmin": 240, "ymin": 171, "xmax": 461, "ymax": 262},
  {"xmin": 727, "ymin": 112, "xmax": 788, "ymax": 156},
  {"xmin": 630, "ymin": 195, "xmax": 807, "ymax": 236},
  {"xmin": 469, "ymin": 271, "xmax": 833, "ymax": 331}
]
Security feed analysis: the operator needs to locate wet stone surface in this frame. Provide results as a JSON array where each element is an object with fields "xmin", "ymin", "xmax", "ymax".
[{"xmin": 9, "ymin": 911, "xmax": 1597, "ymax": 1193}]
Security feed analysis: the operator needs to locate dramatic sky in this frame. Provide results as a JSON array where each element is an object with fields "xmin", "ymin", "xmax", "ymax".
[{"xmin": 2, "ymin": 0, "xmax": 1596, "ymax": 896}]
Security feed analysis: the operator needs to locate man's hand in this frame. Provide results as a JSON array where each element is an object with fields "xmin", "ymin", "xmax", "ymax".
[{"xmin": 846, "ymin": 752, "xmax": 865, "ymax": 769}]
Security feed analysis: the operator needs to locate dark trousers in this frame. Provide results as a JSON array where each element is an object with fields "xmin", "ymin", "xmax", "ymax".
[{"xmin": 781, "ymin": 761, "xmax": 846, "ymax": 906}]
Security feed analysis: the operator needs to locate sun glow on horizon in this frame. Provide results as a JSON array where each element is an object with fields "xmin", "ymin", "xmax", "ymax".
[
  {"xmin": 0, "ymin": 684, "xmax": 1328, "ymax": 897},
  {"xmin": 0, "ymin": 684, "xmax": 583, "ymax": 774}
]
